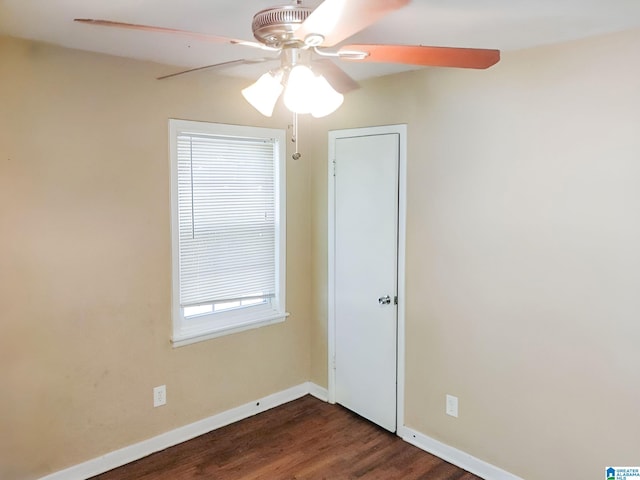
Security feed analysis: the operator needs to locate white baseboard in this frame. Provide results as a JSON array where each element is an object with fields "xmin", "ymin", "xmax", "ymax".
[
  {"xmin": 307, "ymin": 382, "xmax": 329, "ymax": 402},
  {"xmin": 41, "ymin": 383, "xmax": 518, "ymax": 480},
  {"xmin": 398, "ymin": 426, "xmax": 523, "ymax": 480},
  {"xmin": 40, "ymin": 382, "xmax": 325, "ymax": 480}
]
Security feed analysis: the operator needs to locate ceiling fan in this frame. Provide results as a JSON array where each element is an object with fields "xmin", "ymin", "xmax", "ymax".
[{"xmin": 75, "ymin": 0, "xmax": 500, "ymax": 118}]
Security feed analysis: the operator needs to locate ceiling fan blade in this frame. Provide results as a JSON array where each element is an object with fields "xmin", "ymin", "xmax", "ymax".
[
  {"xmin": 339, "ymin": 44, "xmax": 500, "ymax": 69},
  {"xmin": 74, "ymin": 19, "xmax": 277, "ymax": 51},
  {"xmin": 295, "ymin": 0, "xmax": 409, "ymax": 47},
  {"xmin": 157, "ymin": 58, "xmax": 276, "ymax": 80},
  {"xmin": 312, "ymin": 59, "xmax": 360, "ymax": 93}
]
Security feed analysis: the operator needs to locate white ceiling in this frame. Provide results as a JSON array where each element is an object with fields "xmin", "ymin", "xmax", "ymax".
[{"xmin": 1, "ymin": 0, "xmax": 640, "ymax": 80}]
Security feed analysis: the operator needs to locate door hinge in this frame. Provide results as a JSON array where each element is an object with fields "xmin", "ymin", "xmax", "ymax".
[
  {"xmin": 394, "ymin": 296, "xmax": 398, "ymax": 305},
  {"xmin": 332, "ymin": 159, "xmax": 336, "ymax": 177}
]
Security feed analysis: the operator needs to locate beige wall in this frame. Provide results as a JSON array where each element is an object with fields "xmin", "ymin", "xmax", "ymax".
[
  {"xmin": 3, "ymin": 24, "xmax": 639, "ymax": 480},
  {"xmin": 0, "ymin": 36, "xmax": 311, "ymax": 480},
  {"xmin": 308, "ymin": 28, "xmax": 640, "ymax": 479}
]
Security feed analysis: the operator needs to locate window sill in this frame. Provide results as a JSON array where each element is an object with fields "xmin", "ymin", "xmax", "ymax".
[{"xmin": 172, "ymin": 311, "xmax": 289, "ymax": 348}]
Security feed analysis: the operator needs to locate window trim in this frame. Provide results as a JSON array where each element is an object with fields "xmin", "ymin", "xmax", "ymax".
[{"xmin": 169, "ymin": 119, "xmax": 287, "ymax": 347}]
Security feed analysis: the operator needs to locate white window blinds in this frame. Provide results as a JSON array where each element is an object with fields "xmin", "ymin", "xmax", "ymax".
[{"xmin": 176, "ymin": 133, "xmax": 277, "ymax": 308}]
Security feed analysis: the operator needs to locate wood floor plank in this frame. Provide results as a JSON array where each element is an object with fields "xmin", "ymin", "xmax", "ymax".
[{"xmin": 90, "ymin": 395, "xmax": 483, "ymax": 480}]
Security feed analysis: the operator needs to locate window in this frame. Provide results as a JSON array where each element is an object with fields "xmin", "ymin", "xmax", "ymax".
[{"xmin": 169, "ymin": 119, "xmax": 286, "ymax": 346}]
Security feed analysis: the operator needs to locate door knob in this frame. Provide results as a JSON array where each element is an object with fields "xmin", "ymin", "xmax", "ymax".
[{"xmin": 378, "ymin": 295, "xmax": 391, "ymax": 305}]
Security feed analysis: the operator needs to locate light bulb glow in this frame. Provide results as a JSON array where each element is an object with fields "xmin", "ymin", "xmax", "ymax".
[
  {"xmin": 241, "ymin": 71, "xmax": 284, "ymax": 117},
  {"xmin": 244, "ymin": 63, "xmax": 345, "ymax": 117},
  {"xmin": 310, "ymin": 75, "xmax": 344, "ymax": 118},
  {"xmin": 283, "ymin": 65, "xmax": 316, "ymax": 114}
]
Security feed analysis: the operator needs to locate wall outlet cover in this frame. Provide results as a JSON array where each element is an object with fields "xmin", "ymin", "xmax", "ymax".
[
  {"xmin": 446, "ymin": 394, "xmax": 458, "ymax": 417},
  {"xmin": 153, "ymin": 385, "xmax": 167, "ymax": 407}
]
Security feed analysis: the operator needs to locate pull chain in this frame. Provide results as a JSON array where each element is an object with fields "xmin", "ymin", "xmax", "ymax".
[{"xmin": 292, "ymin": 111, "xmax": 301, "ymax": 160}]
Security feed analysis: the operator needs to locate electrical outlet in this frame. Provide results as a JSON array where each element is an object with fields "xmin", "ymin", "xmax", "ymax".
[
  {"xmin": 446, "ymin": 394, "xmax": 458, "ymax": 417},
  {"xmin": 153, "ymin": 385, "xmax": 166, "ymax": 407}
]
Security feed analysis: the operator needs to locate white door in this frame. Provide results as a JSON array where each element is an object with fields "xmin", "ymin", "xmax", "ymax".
[{"xmin": 332, "ymin": 130, "xmax": 399, "ymax": 432}]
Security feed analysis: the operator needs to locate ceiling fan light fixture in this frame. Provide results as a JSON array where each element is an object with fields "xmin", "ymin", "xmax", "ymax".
[
  {"xmin": 310, "ymin": 75, "xmax": 344, "ymax": 118},
  {"xmin": 242, "ymin": 70, "xmax": 284, "ymax": 117},
  {"xmin": 283, "ymin": 64, "xmax": 317, "ymax": 114}
]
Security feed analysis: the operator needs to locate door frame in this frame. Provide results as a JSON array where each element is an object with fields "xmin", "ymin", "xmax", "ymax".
[{"xmin": 327, "ymin": 124, "xmax": 407, "ymax": 431}]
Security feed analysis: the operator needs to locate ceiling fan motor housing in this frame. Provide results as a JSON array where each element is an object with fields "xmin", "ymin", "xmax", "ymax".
[{"xmin": 252, "ymin": 5, "xmax": 312, "ymax": 47}]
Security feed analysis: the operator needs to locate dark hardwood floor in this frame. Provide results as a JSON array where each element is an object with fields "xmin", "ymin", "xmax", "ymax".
[{"xmin": 91, "ymin": 395, "xmax": 482, "ymax": 480}]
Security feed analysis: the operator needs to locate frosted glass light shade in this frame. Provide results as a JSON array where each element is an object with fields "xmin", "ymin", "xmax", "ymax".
[
  {"xmin": 244, "ymin": 65, "xmax": 344, "ymax": 117},
  {"xmin": 283, "ymin": 65, "xmax": 316, "ymax": 114},
  {"xmin": 310, "ymin": 75, "xmax": 344, "ymax": 118},
  {"xmin": 241, "ymin": 72, "xmax": 284, "ymax": 117}
]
